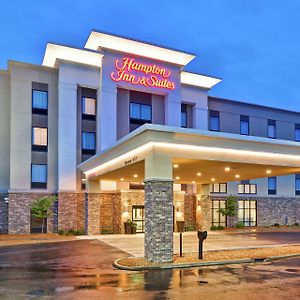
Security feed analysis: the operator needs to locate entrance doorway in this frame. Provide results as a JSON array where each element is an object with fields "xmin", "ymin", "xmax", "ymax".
[
  {"xmin": 132, "ymin": 205, "xmax": 145, "ymax": 233},
  {"xmin": 30, "ymin": 215, "xmax": 47, "ymax": 233}
]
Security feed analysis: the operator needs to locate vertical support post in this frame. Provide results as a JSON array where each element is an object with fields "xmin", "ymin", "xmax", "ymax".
[
  {"xmin": 144, "ymin": 152, "xmax": 173, "ymax": 263},
  {"xmin": 179, "ymin": 232, "xmax": 183, "ymax": 257},
  {"xmin": 86, "ymin": 178, "xmax": 100, "ymax": 235}
]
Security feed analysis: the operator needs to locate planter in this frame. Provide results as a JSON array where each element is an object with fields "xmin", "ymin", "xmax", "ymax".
[
  {"xmin": 176, "ymin": 221, "xmax": 185, "ymax": 233},
  {"xmin": 131, "ymin": 226, "xmax": 137, "ymax": 234},
  {"xmin": 124, "ymin": 222, "xmax": 132, "ymax": 234}
]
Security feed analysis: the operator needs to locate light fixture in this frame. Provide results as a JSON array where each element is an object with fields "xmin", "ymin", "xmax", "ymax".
[
  {"xmin": 120, "ymin": 178, "xmax": 124, "ymax": 181},
  {"xmin": 192, "ymin": 181, "xmax": 195, "ymax": 184},
  {"xmin": 266, "ymin": 170, "xmax": 272, "ymax": 174},
  {"xmin": 197, "ymin": 172, "xmax": 202, "ymax": 176},
  {"xmin": 235, "ymin": 174, "xmax": 240, "ymax": 178},
  {"xmin": 225, "ymin": 167, "xmax": 231, "ymax": 171},
  {"xmin": 173, "ymin": 164, "xmax": 179, "ymax": 168},
  {"xmin": 211, "ymin": 178, "xmax": 215, "ymax": 182},
  {"xmin": 176, "ymin": 176, "xmax": 180, "ymax": 180},
  {"xmin": 133, "ymin": 174, "xmax": 138, "ymax": 178}
]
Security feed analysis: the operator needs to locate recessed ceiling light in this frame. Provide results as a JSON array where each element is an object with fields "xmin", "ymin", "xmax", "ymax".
[
  {"xmin": 266, "ymin": 170, "xmax": 272, "ymax": 174},
  {"xmin": 225, "ymin": 167, "xmax": 231, "ymax": 171},
  {"xmin": 176, "ymin": 176, "xmax": 180, "ymax": 180},
  {"xmin": 211, "ymin": 178, "xmax": 215, "ymax": 182},
  {"xmin": 192, "ymin": 181, "xmax": 195, "ymax": 184},
  {"xmin": 133, "ymin": 174, "xmax": 138, "ymax": 178},
  {"xmin": 235, "ymin": 174, "xmax": 240, "ymax": 178},
  {"xmin": 197, "ymin": 172, "xmax": 202, "ymax": 176},
  {"xmin": 120, "ymin": 178, "xmax": 124, "ymax": 181},
  {"xmin": 173, "ymin": 164, "xmax": 179, "ymax": 168}
]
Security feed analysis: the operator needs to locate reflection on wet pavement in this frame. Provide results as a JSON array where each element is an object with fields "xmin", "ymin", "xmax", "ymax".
[{"xmin": 0, "ymin": 240, "xmax": 299, "ymax": 299}]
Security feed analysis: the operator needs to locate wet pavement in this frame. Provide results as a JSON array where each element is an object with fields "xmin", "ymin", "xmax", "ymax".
[
  {"xmin": 79, "ymin": 231, "xmax": 300, "ymax": 257},
  {"xmin": 0, "ymin": 239, "xmax": 299, "ymax": 299}
]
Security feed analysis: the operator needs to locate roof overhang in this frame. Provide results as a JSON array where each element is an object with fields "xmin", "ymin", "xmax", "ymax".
[
  {"xmin": 78, "ymin": 124, "xmax": 300, "ymax": 184},
  {"xmin": 43, "ymin": 43, "xmax": 103, "ymax": 68},
  {"xmin": 85, "ymin": 31, "xmax": 195, "ymax": 66},
  {"xmin": 181, "ymin": 71, "xmax": 221, "ymax": 89}
]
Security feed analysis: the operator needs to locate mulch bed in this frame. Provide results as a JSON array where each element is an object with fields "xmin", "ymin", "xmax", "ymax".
[{"xmin": 118, "ymin": 245, "xmax": 300, "ymax": 267}]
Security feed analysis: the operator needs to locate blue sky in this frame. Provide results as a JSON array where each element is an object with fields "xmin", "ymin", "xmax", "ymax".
[{"xmin": 1, "ymin": 0, "xmax": 300, "ymax": 111}]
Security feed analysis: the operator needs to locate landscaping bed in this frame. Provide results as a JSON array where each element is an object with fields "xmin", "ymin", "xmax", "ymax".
[{"xmin": 115, "ymin": 245, "xmax": 300, "ymax": 270}]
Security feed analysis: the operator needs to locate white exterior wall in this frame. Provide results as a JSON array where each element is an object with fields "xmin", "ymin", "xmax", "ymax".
[{"xmin": 58, "ymin": 63, "xmax": 100, "ymax": 192}]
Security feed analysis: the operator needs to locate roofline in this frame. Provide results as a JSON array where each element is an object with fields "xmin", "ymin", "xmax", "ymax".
[
  {"xmin": 8, "ymin": 60, "xmax": 57, "ymax": 72},
  {"xmin": 209, "ymin": 96, "xmax": 300, "ymax": 115},
  {"xmin": 86, "ymin": 29, "xmax": 196, "ymax": 57}
]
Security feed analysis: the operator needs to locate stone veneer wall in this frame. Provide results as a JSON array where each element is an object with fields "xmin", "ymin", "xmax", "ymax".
[
  {"xmin": 184, "ymin": 194, "xmax": 197, "ymax": 229},
  {"xmin": 58, "ymin": 192, "xmax": 85, "ymax": 232},
  {"xmin": 86, "ymin": 193, "xmax": 101, "ymax": 235},
  {"xmin": 144, "ymin": 180, "xmax": 174, "ymax": 263},
  {"xmin": 197, "ymin": 195, "xmax": 212, "ymax": 230},
  {"xmin": 257, "ymin": 197, "xmax": 300, "ymax": 226},
  {"xmin": 8, "ymin": 193, "xmax": 57, "ymax": 234},
  {"xmin": 100, "ymin": 193, "xmax": 122, "ymax": 234},
  {"xmin": 0, "ymin": 194, "xmax": 8, "ymax": 234}
]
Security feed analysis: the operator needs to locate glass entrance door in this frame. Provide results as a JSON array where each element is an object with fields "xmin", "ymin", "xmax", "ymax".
[{"xmin": 132, "ymin": 205, "xmax": 145, "ymax": 233}]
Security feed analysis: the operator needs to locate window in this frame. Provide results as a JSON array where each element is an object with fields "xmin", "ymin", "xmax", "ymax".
[
  {"xmin": 211, "ymin": 199, "xmax": 227, "ymax": 227},
  {"xmin": 209, "ymin": 110, "xmax": 219, "ymax": 131},
  {"xmin": 211, "ymin": 183, "xmax": 227, "ymax": 194},
  {"xmin": 268, "ymin": 177, "xmax": 277, "ymax": 195},
  {"xmin": 240, "ymin": 115, "xmax": 249, "ymax": 135},
  {"xmin": 238, "ymin": 200, "xmax": 257, "ymax": 226},
  {"xmin": 181, "ymin": 104, "xmax": 187, "ymax": 128},
  {"xmin": 268, "ymin": 119, "xmax": 276, "ymax": 139},
  {"xmin": 238, "ymin": 180, "xmax": 257, "ymax": 194},
  {"xmin": 32, "ymin": 127, "xmax": 48, "ymax": 151},
  {"xmin": 295, "ymin": 124, "xmax": 300, "ymax": 142},
  {"xmin": 82, "ymin": 132, "xmax": 96, "ymax": 155},
  {"xmin": 295, "ymin": 174, "xmax": 300, "ymax": 195},
  {"xmin": 82, "ymin": 97, "xmax": 96, "ymax": 120},
  {"xmin": 130, "ymin": 103, "xmax": 151, "ymax": 121},
  {"xmin": 31, "ymin": 164, "xmax": 47, "ymax": 189},
  {"xmin": 32, "ymin": 90, "xmax": 48, "ymax": 114}
]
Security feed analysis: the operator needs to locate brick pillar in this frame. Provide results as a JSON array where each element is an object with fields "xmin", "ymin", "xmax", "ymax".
[
  {"xmin": 144, "ymin": 179, "xmax": 174, "ymax": 263},
  {"xmin": 58, "ymin": 193, "xmax": 78, "ymax": 231},
  {"xmin": 86, "ymin": 193, "xmax": 101, "ymax": 235}
]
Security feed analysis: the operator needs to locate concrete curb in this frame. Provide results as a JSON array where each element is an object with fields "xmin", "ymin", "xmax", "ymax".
[{"xmin": 113, "ymin": 253, "xmax": 300, "ymax": 271}]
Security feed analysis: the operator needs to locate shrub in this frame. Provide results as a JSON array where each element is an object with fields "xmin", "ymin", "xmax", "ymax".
[
  {"xmin": 217, "ymin": 225, "xmax": 225, "ymax": 230},
  {"xmin": 185, "ymin": 225, "xmax": 196, "ymax": 232},
  {"xmin": 294, "ymin": 222, "xmax": 299, "ymax": 226},
  {"xmin": 101, "ymin": 229, "xmax": 115, "ymax": 234},
  {"xmin": 235, "ymin": 222, "xmax": 245, "ymax": 229},
  {"xmin": 273, "ymin": 223, "xmax": 280, "ymax": 227},
  {"xmin": 58, "ymin": 229, "xmax": 85, "ymax": 236},
  {"xmin": 211, "ymin": 225, "xmax": 225, "ymax": 230}
]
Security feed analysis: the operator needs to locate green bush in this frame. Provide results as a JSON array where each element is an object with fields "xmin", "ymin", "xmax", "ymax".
[
  {"xmin": 235, "ymin": 222, "xmax": 245, "ymax": 229},
  {"xmin": 211, "ymin": 225, "xmax": 225, "ymax": 230},
  {"xmin": 184, "ymin": 225, "xmax": 196, "ymax": 232},
  {"xmin": 101, "ymin": 229, "xmax": 115, "ymax": 234},
  {"xmin": 273, "ymin": 223, "xmax": 280, "ymax": 227},
  {"xmin": 58, "ymin": 229, "xmax": 85, "ymax": 236}
]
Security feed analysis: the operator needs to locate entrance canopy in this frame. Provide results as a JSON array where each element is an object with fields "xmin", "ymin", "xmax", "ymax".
[{"xmin": 78, "ymin": 124, "xmax": 300, "ymax": 184}]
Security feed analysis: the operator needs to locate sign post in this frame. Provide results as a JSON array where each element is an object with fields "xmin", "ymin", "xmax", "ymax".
[{"xmin": 197, "ymin": 231, "xmax": 207, "ymax": 260}]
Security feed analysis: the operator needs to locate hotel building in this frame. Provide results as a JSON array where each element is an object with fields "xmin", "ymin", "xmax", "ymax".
[{"xmin": 0, "ymin": 31, "xmax": 300, "ymax": 262}]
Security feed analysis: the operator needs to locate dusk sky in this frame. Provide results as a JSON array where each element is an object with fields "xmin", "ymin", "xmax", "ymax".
[{"xmin": 1, "ymin": 0, "xmax": 300, "ymax": 111}]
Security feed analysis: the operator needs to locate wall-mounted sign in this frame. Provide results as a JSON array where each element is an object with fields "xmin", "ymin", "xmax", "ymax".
[{"xmin": 110, "ymin": 57, "xmax": 175, "ymax": 90}]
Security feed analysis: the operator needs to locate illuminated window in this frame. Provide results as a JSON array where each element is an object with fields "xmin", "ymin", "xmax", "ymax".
[
  {"xmin": 209, "ymin": 110, "xmax": 219, "ymax": 131},
  {"xmin": 82, "ymin": 97, "xmax": 96, "ymax": 118},
  {"xmin": 211, "ymin": 199, "xmax": 226, "ymax": 227},
  {"xmin": 32, "ymin": 127, "xmax": 48, "ymax": 151},
  {"xmin": 240, "ymin": 115, "xmax": 249, "ymax": 135},
  {"xmin": 238, "ymin": 200, "xmax": 257, "ymax": 226},
  {"xmin": 211, "ymin": 183, "xmax": 227, "ymax": 194},
  {"xmin": 82, "ymin": 132, "xmax": 96, "ymax": 155},
  {"xmin": 238, "ymin": 183, "xmax": 257, "ymax": 194}
]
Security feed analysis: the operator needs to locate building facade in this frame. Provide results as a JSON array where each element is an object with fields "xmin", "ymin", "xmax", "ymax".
[{"xmin": 0, "ymin": 31, "xmax": 300, "ymax": 236}]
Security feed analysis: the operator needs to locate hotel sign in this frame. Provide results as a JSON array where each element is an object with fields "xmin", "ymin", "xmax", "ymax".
[{"xmin": 110, "ymin": 57, "xmax": 175, "ymax": 90}]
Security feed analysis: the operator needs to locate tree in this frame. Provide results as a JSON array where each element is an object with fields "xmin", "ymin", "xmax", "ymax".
[
  {"xmin": 218, "ymin": 195, "xmax": 238, "ymax": 228},
  {"xmin": 31, "ymin": 196, "xmax": 57, "ymax": 234}
]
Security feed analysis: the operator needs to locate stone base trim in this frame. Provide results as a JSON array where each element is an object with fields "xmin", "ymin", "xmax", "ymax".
[{"xmin": 0, "ymin": 194, "xmax": 8, "ymax": 234}]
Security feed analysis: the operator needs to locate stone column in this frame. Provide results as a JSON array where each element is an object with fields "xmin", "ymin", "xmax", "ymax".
[
  {"xmin": 144, "ymin": 152, "xmax": 173, "ymax": 263},
  {"xmin": 86, "ymin": 179, "xmax": 101, "ymax": 235}
]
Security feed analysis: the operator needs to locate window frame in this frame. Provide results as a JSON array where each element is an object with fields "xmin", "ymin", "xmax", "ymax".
[
  {"xmin": 129, "ymin": 102, "xmax": 152, "ymax": 123},
  {"xmin": 295, "ymin": 124, "xmax": 300, "ymax": 142},
  {"xmin": 268, "ymin": 176, "xmax": 277, "ymax": 195},
  {"xmin": 209, "ymin": 110, "xmax": 220, "ymax": 131},
  {"xmin": 267, "ymin": 119, "xmax": 276, "ymax": 139},
  {"xmin": 295, "ymin": 174, "xmax": 300, "ymax": 195},
  {"xmin": 32, "ymin": 89, "xmax": 48, "ymax": 115},
  {"xmin": 238, "ymin": 184, "xmax": 257, "ymax": 194},
  {"xmin": 31, "ymin": 163, "xmax": 47, "ymax": 189},
  {"xmin": 240, "ymin": 115, "xmax": 249, "ymax": 135},
  {"xmin": 210, "ymin": 183, "xmax": 227, "ymax": 194},
  {"xmin": 238, "ymin": 200, "xmax": 257, "ymax": 227},
  {"xmin": 82, "ymin": 96, "xmax": 96, "ymax": 120},
  {"xmin": 32, "ymin": 127, "xmax": 48, "ymax": 152},
  {"xmin": 211, "ymin": 199, "xmax": 227, "ymax": 227},
  {"xmin": 82, "ymin": 131, "xmax": 96, "ymax": 155}
]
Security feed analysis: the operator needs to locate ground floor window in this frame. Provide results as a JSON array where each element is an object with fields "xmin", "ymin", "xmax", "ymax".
[
  {"xmin": 238, "ymin": 200, "xmax": 257, "ymax": 226},
  {"xmin": 211, "ymin": 199, "xmax": 227, "ymax": 227},
  {"xmin": 132, "ymin": 205, "xmax": 145, "ymax": 233}
]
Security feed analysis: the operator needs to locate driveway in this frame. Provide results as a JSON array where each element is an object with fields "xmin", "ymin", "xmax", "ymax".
[
  {"xmin": 0, "ymin": 239, "xmax": 299, "ymax": 299},
  {"xmin": 78, "ymin": 231, "xmax": 300, "ymax": 257}
]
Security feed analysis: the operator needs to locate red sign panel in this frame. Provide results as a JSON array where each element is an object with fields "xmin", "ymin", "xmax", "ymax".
[{"xmin": 110, "ymin": 57, "xmax": 175, "ymax": 90}]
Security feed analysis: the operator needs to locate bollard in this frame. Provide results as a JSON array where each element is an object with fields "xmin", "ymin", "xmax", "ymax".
[
  {"xmin": 197, "ymin": 231, "xmax": 207, "ymax": 259},
  {"xmin": 179, "ymin": 232, "xmax": 183, "ymax": 257}
]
